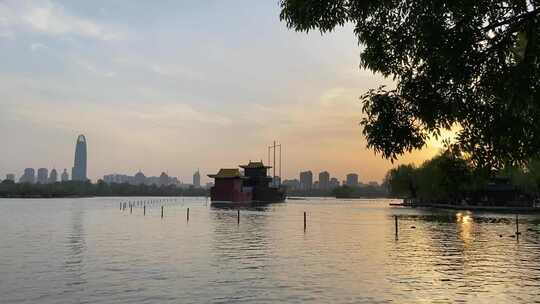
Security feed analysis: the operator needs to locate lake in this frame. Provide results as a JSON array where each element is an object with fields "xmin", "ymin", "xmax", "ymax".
[{"xmin": 1, "ymin": 197, "xmax": 540, "ymax": 303}]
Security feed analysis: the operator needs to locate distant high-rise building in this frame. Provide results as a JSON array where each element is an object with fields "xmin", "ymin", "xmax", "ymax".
[
  {"xmin": 72, "ymin": 134, "xmax": 87, "ymax": 181},
  {"xmin": 159, "ymin": 172, "xmax": 170, "ymax": 186},
  {"xmin": 49, "ymin": 169, "xmax": 58, "ymax": 183},
  {"xmin": 193, "ymin": 170, "xmax": 201, "ymax": 188},
  {"xmin": 300, "ymin": 171, "xmax": 313, "ymax": 190},
  {"xmin": 5, "ymin": 174, "xmax": 15, "ymax": 182},
  {"xmin": 61, "ymin": 169, "xmax": 69, "ymax": 182},
  {"xmin": 346, "ymin": 173, "xmax": 359, "ymax": 187},
  {"xmin": 282, "ymin": 179, "xmax": 301, "ymax": 190},
  {"xmin": 37, "ymin": 168, "xmax": 48, "ymax": 184},
  {"xmin": 319, "ymin": 171, "xmax": 330, "ymax": 190},
  {"xmin": 20, "ymin": 168, "xmax": 35, "ymax": 183},
  {"xmin": 329, "ymin": 177, "xmax": 340, "ymax": 189},
  {"xmin": 134, "ymin": 171, "xmax": 146, "ymax": 185}
]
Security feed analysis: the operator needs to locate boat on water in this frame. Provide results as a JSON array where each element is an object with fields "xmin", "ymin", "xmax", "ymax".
[{"xmin": 208, "ymin": 161, "xmax": 286, "ymax": 206}]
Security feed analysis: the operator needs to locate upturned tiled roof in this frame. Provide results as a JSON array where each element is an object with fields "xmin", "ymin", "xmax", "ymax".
[
  {"xmin": 208, "ymin": 168, "xmax": 244, "ymax": 179},
  {"xmin": 239, "ymin": 161, "xmax": 271, "ymax": 169}
]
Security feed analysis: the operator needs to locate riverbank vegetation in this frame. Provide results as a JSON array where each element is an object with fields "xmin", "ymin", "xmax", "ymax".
[
  {"xmin": 384, "ymin": 148, "xmax": 540, "ymax": 203},
  {"xmin": 0, "ymin": 180, "xmax": 208, "ymax": 198}
]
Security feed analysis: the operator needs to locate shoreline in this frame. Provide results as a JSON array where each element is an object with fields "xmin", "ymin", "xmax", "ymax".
[{"xmin": 391, "ymin": 202, "xmax": 540, "ymax": 213}]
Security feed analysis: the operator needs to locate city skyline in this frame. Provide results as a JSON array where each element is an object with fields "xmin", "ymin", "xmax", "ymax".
[{"xmin": 0, "ymin": 0, "xmax": 448, "ymax": 184}]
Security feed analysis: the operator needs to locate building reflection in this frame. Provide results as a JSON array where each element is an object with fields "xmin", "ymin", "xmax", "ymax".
[{"xmin": 63, "ymin": 202, "xmax": 87, "ymax": 290}]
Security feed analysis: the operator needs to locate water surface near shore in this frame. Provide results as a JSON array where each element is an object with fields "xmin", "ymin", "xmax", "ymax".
[{"xmin": 1, "ymin": 197, "xmax": 540, "ymax": 303}]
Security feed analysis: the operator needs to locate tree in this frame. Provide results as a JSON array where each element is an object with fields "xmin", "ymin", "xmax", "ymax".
[
  {"xmin": 280, "ymin": 0, "xmax": 540, "ymax": 169},
  {"xmin": 385, "ymin": 164, "xmax": 417, "ymax": 198}
]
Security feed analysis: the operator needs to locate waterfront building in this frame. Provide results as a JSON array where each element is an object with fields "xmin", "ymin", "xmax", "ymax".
[
  {"xmin": 72, "ymin": 134, "xmax": 87, "ymax": 181},
  {"xmin": 159, "ymin": 172, "xmax": 170, "ymax": 186},
  {"xmin": 282, "ymin": 179, "xmax": 301, "ymax": 190},
  {"xmin": 299, "ymin": 171, "xmax": 313, "ymax": 190},
  {"xmin": 5, "ymin": 174, "xmax": 15, "ymax": 182},
  {"xmin": 346, "ymin": 173, "xmax": 359, "ymax": 187},
  {"xmin": 134, "ymin": 171, "xmax": 146, "ymax": 185},
  {"xmin": 20, "ymin": 168, "xmax": 35, "ymax": 183},
  {"xmin": 319, "ymin": 171, "xmax": 330, "ymax": 190},
  {"xmin": 49, "ymin": 169, "xmax": 58, "ymax": 183},
  {"xmin": 329, "ymin": 177, "xmax": 340, "ymax": 189},
  {"xmin": 103, "ymin": 174, "xmax": 133, "ymax": 184},
  {"xmin": 193, "ymin": 170, "xmax": 201, "ymax": 188},
  {"xmin": 61, "ymin": 169, "xmax": 69, "ymax": 182},
  {"xmin": 37, "ymin": 168, "xmax": 48, "ymax": 184},
  {"xmin": 37, "ymin": 168, "xmax": 49, "ymax": 184}
]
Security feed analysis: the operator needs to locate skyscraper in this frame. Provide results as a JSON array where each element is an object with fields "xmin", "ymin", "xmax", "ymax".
[
  {"xmin": 319, "ymin": 171, "xmax": 330, "ymax": 190},
  {"xmin": 193, "ymin": 170, "xmax": 201, "ymax": 188},
  {"xmin": 49, "ymin": 169, "xmax": 58, "ymax": 183},
  {"xmin": 20, "ymin": 168, "xmax": 35, "ymax": 183},
  {"xmin": 37, "ymin": 168, "xmax": 48, "ymax": 184},
  {"xmin": 346, "ymin": 173, "xmax": 359, "ymax": 187},
  {"xmin": 61, "ymin": 169, "xmax": 69, "ymax": 182},
  {"xmin": 299, "ymin": 171, "xmax": 313, "ymax": 190},
  {"xmin": 72, "ymin": 135, "xmax": 87, "ymax": 181}
]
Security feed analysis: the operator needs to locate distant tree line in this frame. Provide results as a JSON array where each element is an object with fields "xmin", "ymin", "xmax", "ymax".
[
  {"xmin": 286, "ymin": 184, "xmax": 388, "ymax": 198},
  {"xmin": 384, "ymin": 148, "xmax": 540, "ymax": 202},
  {"xmin": 0, "ymin": 180, "xmax": 209, "ymax": 198}
]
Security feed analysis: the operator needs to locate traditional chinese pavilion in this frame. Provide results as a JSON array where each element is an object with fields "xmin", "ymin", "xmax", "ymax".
[{"xmin": 208, "ymin": 161, "xmax": 285, "ymax": 205}]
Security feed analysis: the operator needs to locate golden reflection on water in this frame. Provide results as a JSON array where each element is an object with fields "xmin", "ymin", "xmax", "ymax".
[{"xmin": 456, "ymin": 212, "xmax": 473, "ymax": 245}]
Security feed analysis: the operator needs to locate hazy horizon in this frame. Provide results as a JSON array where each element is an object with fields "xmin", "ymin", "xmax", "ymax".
[{"xmin": 0, "ymin": 0, "xmax": 446, "ymax": 184}]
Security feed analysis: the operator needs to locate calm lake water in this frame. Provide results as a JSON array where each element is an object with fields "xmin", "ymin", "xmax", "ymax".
[{"xmin": 1, "ymin": 197, "xmax": 540, "ymax": 303}]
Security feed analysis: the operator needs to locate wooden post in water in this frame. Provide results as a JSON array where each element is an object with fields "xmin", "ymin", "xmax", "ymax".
[
  {"xmin": 143, "ymin": 205, "xmax": 146, "ymax": 216},
  {"xmin": 516, "ymin": 214, "xmax": 520, "ymax": 236},
  {"xmin": 237, "ymin": 210, "xmax": 240, "ymax": 225},
  {"xmin": 161, "ymin": 206, "xmax": 164, "ymax": 218},
  {"xmin": 130, "ymin": 204, "xmax": 132, "ymax": 214},
  {"xmin": 120, "ymin": 203, "xmax": 122, "ymax": 210},
  {"xmin": 304, "ymin": 212, "xmax": 307, "ymax": 231},
  {"xmin": 187, "ymin": 208, "xmax": 190, "ymax": 222},
  {"xmin": 395, "ymin": 215, "xmax": 398, "ymax": 239}
]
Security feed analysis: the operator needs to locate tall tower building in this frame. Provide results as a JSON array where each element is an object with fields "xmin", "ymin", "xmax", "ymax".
[
  {"xmin": 319, "ymin": 171, "xmax": 330, "ymax": 190},
  {"xmin": 346, "ymin": 173, "xmax": 359, "ymax": 187},
  {"xmin": 299, "ymin": 171, "xmax": 313, "ymax": 190},
  {"xmin": 193, "ymin": 169, "xmax": 201, "ymax": 188},
  {"xmin": 37, "ymin": 168, "xmax": 48, "ymax": 184},
  {"xmin": 72, "ymin": 135, "xmax": 87, "ymax": 181},
  {"xmin": 49, "ymin": 169, "xmax": 58, "ymax": 183},
  {"xmin": 61, "ymin": 169, "xmax": 69, "ymax": 182},
  {"xmin": 19, "ymin": 168, "xmax": 35, "ymax": 183}
]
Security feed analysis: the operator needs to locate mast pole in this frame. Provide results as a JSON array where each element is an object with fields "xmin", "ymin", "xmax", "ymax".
[
  {"xmin": 279, "ymin": 144, "xmax": 281, "ymax": 186},
  {"xmin": 273, "ymin": 140, "xmax": 276, "ymax": 185}
]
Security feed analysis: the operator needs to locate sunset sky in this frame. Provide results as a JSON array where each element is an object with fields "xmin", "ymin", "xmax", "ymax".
[{"xmin": 0, "ymin": 0, "xmax": 445, "ymax": 184}]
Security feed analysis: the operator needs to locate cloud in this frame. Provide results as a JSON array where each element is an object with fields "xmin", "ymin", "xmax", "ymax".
[
  {"xmin": 0, "ymin": 0, "xmax": 124, "ymax": 41},
  {"xmin": 30, "ymin": 42, "xmax": 47, "ymax": 51}
]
